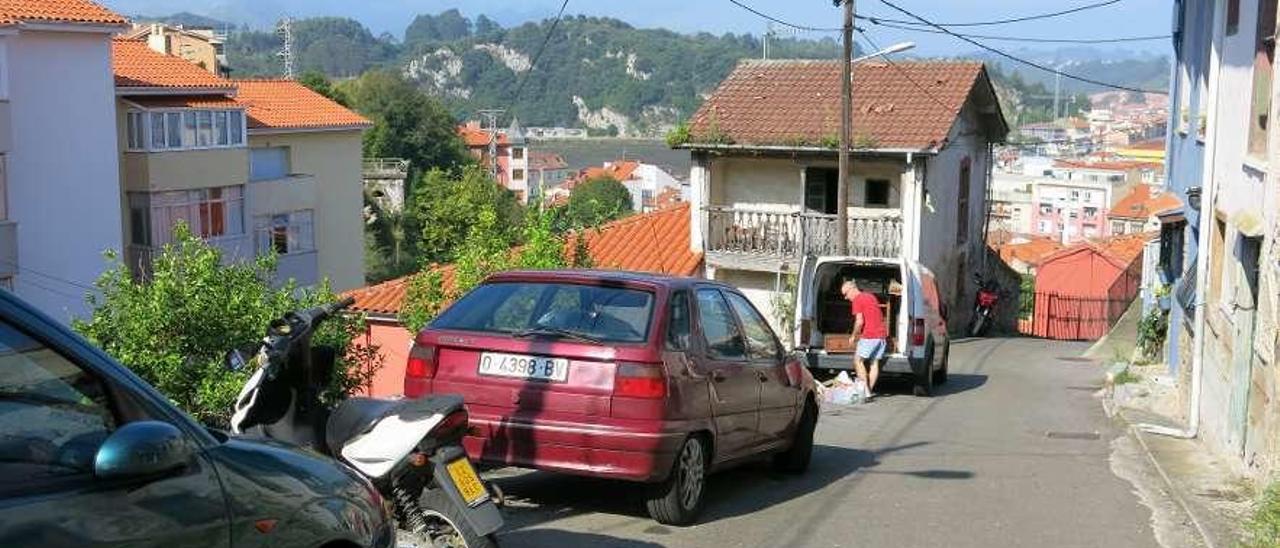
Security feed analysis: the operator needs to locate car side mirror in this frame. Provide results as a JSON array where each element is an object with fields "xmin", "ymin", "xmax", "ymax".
[{"xmin": 94, "ymin": 421, "xmax": 193, "ymax": 481}]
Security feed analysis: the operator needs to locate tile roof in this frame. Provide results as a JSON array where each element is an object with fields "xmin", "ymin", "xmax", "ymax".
[
  {"xmin": 1108, "ymin": 185, "xmax": 1183, "ymax": 221},
  {"xmin": 1041, "ymin": 232, "xmax": 1156, "ymax": 268},
  {"xmin": 686, "ymin": 60, "xmax": 1003, "ymax": 151},
  {"xmin": 529, "ymin": 151, "xmax": 568, "ymax": 171},
  {"xmin": 112, "ymin": 38, "xmax": 232, "ymax": 90},
  {"xmin": 654, "ymin": 186, "xmax": 684, "ymax": 210},
  {"xmin": 995, "ymin": 237, "xmax": 1066, "ymax": 267},
  {"xmin": 346, "ymin": 203, "xmax": 702, "ymax": 316},
  {"xmin": 233, "ymin": 80, "xmax": 372, "ymax": 131},
  {"xmin": 126, "ymin": 96, "xmax": 242, "ymax": 109},
  {"xmin": 1054, "ymin": 158, "xmax": 1163, "ymax": 172},
  {"xmin": 0, "ymin": 0, "xmax": 127, "ymax": 26},
  {"xmin": 459, "ymin": 122, "xmax": 509, "ymax": 147}
]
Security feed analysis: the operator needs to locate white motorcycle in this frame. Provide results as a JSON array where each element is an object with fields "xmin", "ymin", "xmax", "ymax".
[{"xmin": 229, "ymin": 297, "xmax": 502, "ymax": 548}]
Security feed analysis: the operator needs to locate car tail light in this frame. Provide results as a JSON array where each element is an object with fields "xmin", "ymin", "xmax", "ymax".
[
  {"xmin": 910, "ymin": 318, "xmax": 926, "ymax": 347},
  {"xmin": 404, "ymin": 344, "xmax": 437, "ymax": 398},
  {"xmin": 614, "ymin": 362, "xmax": 667, "ymax": 399},
  {"xmin": 430, "ymin": 409, "xmax": 469, "ymax": 440}
]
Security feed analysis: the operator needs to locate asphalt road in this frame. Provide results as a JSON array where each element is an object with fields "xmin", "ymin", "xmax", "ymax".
[{"xmin": 485, "ymin": 338, "xmax": 1160, "ymax": 548}]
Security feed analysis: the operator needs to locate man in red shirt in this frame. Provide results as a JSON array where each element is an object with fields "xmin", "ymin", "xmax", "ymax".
[{"xmin": 842, "ymin": 280, "xmax": 888, "ymax": 396}]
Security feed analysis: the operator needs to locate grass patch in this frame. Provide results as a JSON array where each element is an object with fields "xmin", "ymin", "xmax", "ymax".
[
  {"xmin": 1241, "ymin": 483, "xmax": 1280, "ymax": 548},
  {"xmin": 1113, "ymin": 369, "xmax": 1143, "ymax": 386}
]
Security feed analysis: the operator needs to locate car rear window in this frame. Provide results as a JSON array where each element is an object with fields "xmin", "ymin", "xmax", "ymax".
[{"xmin": 430, "ymin": 282, "xmax": 656, "ymax": 343}]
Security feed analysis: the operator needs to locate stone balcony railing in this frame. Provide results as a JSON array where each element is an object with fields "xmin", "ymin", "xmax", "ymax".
[{"xmin": 704, "ymin": 206, "xmax": 903, "ymax": 266}]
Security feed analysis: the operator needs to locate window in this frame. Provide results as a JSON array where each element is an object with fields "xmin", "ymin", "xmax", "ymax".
[
  {"xmin": 511, "ymin": 147, "xmax": 524, "ymax": 160},
  {"xmin": 250, "ymin": 147, "xmax": 290, "ymax": 182},
  {"xmin": 1112, "ymin": 221, "xmax": 1127, "ymax": 235},
  {"xmin": 214, "ymin": 111, "xmax": 229, "ymax": 146},
  {"xmin": 1039, "ymin": 220, "xmax": 1052, "ymax": 234},
  {"xmin": 804, "ymin": 167, "xmax": 839, "ymax": 214},
  {"xmin": 1084, "ymin": 206, "xmax": 1098, "ymax": 219},
  {"xmin": 150, "ymin": 112, "xmax": 166, "ymax": 150},
  {"xmin": 724, "ymin": 291, "xmax": 780, "ymax": 361},
  {"xmin": 865, "ymin": 179, "xmax": 891, "ymax": 207},
  {"xmin": 430, "ymin": 282, "xmax": 656, "ymax": 343},
  {"xmin": 132, "ymin": 186, "xmax": 245, "ymax": 247},
  {"xmin": 125, "ymin": 112, "xmax": 146, "ymax": 150},
  {"xmin": 255, "ymin": 210, "xmax": 314, "ymax": 255},
  {"xmin": 666, "ymin": 291, "xmax": 691, "ymax": 351},
  {"xmin": 1248, "ymin": 0, "xmax": 1278, "ymax": 159},
  {"xmin": 165, "ymin": 112, "xmax": 182, "ymax": 148},
  {"xmin": 1228, "ymin": 0, "xmax": 1241, "ymax": 36},
  {"xmin": 512, "ymin": 168, "xmax": 525, "ymax": 181},
  {"xmin": 957, "ymin": 159, "xmax": 971, "ymax": 245},
  {"xmin": 0, "ymin": 321, "xmax": 117, "ymax": 495},
  {"xmin": 137, "ymin": 109, "xmax": 244, "ymax": 152},
  {"xmin": 229, "ymin": 111, "xmax": 244, "ymax": 145},
  {"xmin": 696, "ymin": 289, "xmax": 746, "ymax": 360},
  {"xmin": 1160, "ymin": 221, "xmax": 1187, "ymax": 279}
]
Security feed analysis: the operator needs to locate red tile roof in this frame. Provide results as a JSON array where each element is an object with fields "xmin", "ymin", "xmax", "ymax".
[
  {"xmin": 234, "ymin": 80, "xmax": 372, "ymax": 131},
  {"xmin": 566, "ymin": 161, "xmax": 640, "ymax": 189},
  {"xmin": 1108, "ymin": 185, "xmax": 1183, "ymax": 221},
  {"xmin": 1040, "ymin": 232, "xmax": 1155, "ymax": 268},
  {"xmin": 1053, "ymin": 158, "xmax": 1163, "ymax": 172},
  {"xmin": 347, "ymin": 203, "xmax": 702, "ymax": 316},
  {"xmin": 529, "ymin": 151, "xmax": 568, "ymax": 171},
  {"xmin": 112, "ymin": 38, "xmax": 232, "ymax": 90},
  {"xmin": 126, "ymin": 96, "xmax": 242, "ymax": 109},
  {"xmin": 995, "ymin": 237, "xmax": 1066, "ymax": 267},
  {"xmin": 685, "ymin": 60, "xmax": 1004, "ymax": 151},
  {"xmin": 459, "ymin": 122, "xmax": 509, "ymax": 147},
  {"xmin": 0, "ymin": 0, "xmax": 127, "ymax": 26},
  {"xmin": 654, "ymin": 186, "xmax": 684, "ymax": 210}
]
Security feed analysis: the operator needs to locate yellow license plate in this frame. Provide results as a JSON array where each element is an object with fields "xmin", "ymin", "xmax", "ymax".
[{"xmin": 446, "ymin": 458, "xmax": 489, "ymax": 507}]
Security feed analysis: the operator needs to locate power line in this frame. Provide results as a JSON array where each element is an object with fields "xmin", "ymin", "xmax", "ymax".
[
  {"xmin": 858, "ymin": 0, "xmax": 1122, "ymax": 28},
  {"xmin": 865, "ymin": 19, "xmax": 1168, "ymax": 44},
  {"xmin": 0, "ymin": 259, "xmax": 97, "ymax": 291},
  {"xmin": 856, "ymin": 31, "xmax": 953, "ymax": 112},
  {"xmin": 512, "ymin": 0, "xmax": 571, "ymax": 104},
  {"xmin": 877, "ymin": 0, "xmax": 1167, "ymax": 95},
  {"xmin": 725, "ymin": 0, "xmax": 842, "ymax": 32}
]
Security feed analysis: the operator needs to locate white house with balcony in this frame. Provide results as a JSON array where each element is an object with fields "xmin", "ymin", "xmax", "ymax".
[
  {"xmin": 0, "ymin": 2, "xmax": 129, "ymax": 323},
  {"xmin": 677, "ymin": 59, "xmax": 1008, "ymax": 333}
]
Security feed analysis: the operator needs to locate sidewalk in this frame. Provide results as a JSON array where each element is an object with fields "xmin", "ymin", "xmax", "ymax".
[{"xmin": 1110, "ymin": 365, "xmax": 1253, "ymax": 548}]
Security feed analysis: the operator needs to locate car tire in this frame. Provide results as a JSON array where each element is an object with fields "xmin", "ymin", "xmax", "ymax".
[
  {"xmin": 407, "ymin": 487, "xmax": 498, "ymax": 548},
  {"xmin": 913, "ymin": 342, "xmax": 935, "ymax": 397},
  {"xmin": 933, "ymin": 340, "xmax": 950, "ymax": 386},
  {"xmin": 773, "ymin": 399, "xmax": 817, "ymax": 474},
  {"xmin": 647, "ymin": 435, "xmax": 708, "ymax": 526}
]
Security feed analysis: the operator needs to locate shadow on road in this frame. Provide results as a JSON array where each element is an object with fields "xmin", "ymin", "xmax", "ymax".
[
  {"xmin": 864, "ymin": 373, "xmax": 989, "ymax": 399},
  {"xmin": 492, "ymin": 440, "xmax": 975, "ymax": 531},
  {"xmin": 499, "ymin": 528, "xmax": 667, "ymax": 548}
]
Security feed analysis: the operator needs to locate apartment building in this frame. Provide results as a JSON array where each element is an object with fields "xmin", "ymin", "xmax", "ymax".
[
  {"xmin": 1030, "ymin": 179, "xmax": 1112, "ymax": 243},
  {"xmin": 123, "ymin": 23, "xmax": 226, "ymax": 76},
  {"xmin": 0, "ymin": 1, "xmax": 129, "ymax": 322},
  {"xmin": 459, "ymin": 119, "xmax": 532, "ymax": 203},
  {"xmin": 113, "ymin": 39, "xmax": 370, "ymax": 291}
]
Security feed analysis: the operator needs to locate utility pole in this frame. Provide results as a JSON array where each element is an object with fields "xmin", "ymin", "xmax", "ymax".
[
  {"xmin": 1052, "ymin": 71, "xmax": 1062, "ymax": 121},
  {"xmin": 276, "ymin": 17, "xmax": 295, "ymax": 79},
  {"xmin": 476, "ymin": 108, "xmax": 506, "ymax": 180},
  {"xmin": 836, "ymin": 0, "xmax": 855, "ymax": 255}
]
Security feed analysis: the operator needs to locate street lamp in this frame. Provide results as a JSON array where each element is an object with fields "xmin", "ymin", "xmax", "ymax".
[{"xmin": 851, "ymin": 42, "xmax": 916, "ymax": 65}]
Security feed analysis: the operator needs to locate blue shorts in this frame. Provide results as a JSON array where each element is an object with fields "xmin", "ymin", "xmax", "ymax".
[{"xmin": 856, "ymin": 338, "xmax": 887, "ymax": 360}]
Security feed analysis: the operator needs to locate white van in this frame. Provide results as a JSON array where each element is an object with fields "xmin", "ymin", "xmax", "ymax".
[{"xmin": 793, "ymin": 257, "xmax": 951, "ymax": 396}]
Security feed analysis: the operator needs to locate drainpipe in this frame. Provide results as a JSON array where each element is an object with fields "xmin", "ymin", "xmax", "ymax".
[{"xmin": 1139, "ymin": 0, "xmax": 1220, "ymax": 440}]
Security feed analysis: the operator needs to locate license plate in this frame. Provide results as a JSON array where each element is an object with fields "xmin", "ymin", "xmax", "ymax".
[
  {"xmin": 445, "ymin": 458, "xmax": 489, "ymax": 507},
  {"xmin": 477, "ymin": 352, "xmax": 569, "ymax": 382}
]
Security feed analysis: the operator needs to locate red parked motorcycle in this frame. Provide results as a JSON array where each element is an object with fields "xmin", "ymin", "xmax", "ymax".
[{"xmin": 969, "ymin": 274, "xmax": 1001, "ymax": 337}]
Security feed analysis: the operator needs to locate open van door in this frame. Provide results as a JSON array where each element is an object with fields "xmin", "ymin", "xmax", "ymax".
[{"xmin": 793, "ymin": 255, "xmax": 818, "ymax": 349}]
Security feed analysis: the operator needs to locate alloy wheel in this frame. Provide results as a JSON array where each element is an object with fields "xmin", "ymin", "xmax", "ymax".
[{"xmin": 678, "ymin": 439, "xmax": 705, "ymax": 510}]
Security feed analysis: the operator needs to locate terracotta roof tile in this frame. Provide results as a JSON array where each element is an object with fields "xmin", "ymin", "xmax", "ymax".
[
  {"xmin": 347, "ymin": 203, "xmax": 702, "ymax": 316},
  {"xmin": 529, "ymin": 151, "xmax": 568, "ymax": 171},
  {"xmin": 995, "ymin": 237, "xmax": 1066, "ymax": 267},
  {"xmin": 126, "ymin": 96, "xmax": 242, "ymax": 109},
  {"xmin": 459, "ymin": 123, "xmax": 509, "ymax": 147},
  {"xmin": 234, "ymin": 80, "xmax": 372, "ymax": 131},
  {"xmin": 1108, "ymin": 185, "xmax": 1183, "ymax": 221},
  {"xmin": 0, "ymin": 0, "xmax": 126, "ymax": 26},
  {"xmin": 112, "ymin": 38, "xmax": 231, "ymax": 89},
  {"xmin": 686, "ymin": 60, "xmax": 1001, "ymax": 151}
]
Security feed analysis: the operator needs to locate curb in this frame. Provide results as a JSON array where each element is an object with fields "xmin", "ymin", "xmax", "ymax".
[{"xmin": 1108, "ymin": 402, "xmax": 1217, "ymax": 548}]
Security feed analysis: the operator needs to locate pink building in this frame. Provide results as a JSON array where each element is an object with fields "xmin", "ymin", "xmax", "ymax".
[{"xmin": 1030, "ymin": 179, "xmax": 1112, "ymax": 243}]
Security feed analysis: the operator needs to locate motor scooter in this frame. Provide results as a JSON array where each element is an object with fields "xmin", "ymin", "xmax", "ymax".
[
  {"xmin": 969, "ymin": 274, "xmax": 1001, "ymax": 337},
  {"xmin": 229, "ymin": 297, "xmax": 502, "ymax": 548}
]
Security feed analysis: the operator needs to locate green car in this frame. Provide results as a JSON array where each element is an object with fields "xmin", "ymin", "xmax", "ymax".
[{"xmin": 0, "ymin": 290, "xmax": 394, "ymax": 548}]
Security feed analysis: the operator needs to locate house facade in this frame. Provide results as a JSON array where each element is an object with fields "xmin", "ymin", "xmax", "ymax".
[
  {"xmin": 679, "ymin": 60, "xmax": 1008, "ymax": 335},
  {"xmin": 1161, "ymin": 0, "xmax": 1280, "ymax": 479},
  {"xmin": 459, "ymin": 119, "xmax": 533, "ymax": 204},
  {"xmin": 123, "ymin": 23, "xmax": 226, "ymax": 76},
  {"xmin": 1, "ymin": 1, "xmax": 129, "ymax": 322},
  {"xmin": 113, "ymin": 39, "xmax": 370, "ymax": 292},
  {"xmin": 1030, "ymin": 179, "xmax": 1112, "ymax": 242},
  {"xmin": 1108, "ymin": 184, "xmax": 1183, "ymax": 236}
]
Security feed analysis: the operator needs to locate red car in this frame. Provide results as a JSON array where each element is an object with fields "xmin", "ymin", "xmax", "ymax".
[{"xmin": 405, "ymin": 270, "xmax": 819, "ymax": 525}]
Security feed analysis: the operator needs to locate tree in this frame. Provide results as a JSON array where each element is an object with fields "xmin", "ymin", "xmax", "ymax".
[
  {"xmin": 474, "ymin": 15, "xmax": 503, "ymax": 38},
  {"xmin": 73, "ymin": 224, "xmax": 380, "ymax": 427},
  {"xmin": 298, "ymin": 70, "xmax": 351, "ymax": 107},
  {"xmin": 563, "ymin": 176, "xmax": 633, "ymax": 229},
  {"xmin": 340, "ymin": 69, "xmax": 470, "ymax": 173},
  {"xmin": 404, "ymin": 9, "xmax": 472, "ymax": 46},
  {"xmin": 409, "ymin": 166, "xmax": 524, "ymax": 265}
]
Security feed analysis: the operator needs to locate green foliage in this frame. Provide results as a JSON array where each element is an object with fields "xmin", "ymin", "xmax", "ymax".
[
  {"xmin": 820, "ymin": 134, "xmax": 840, "ymax": 149},
  {"xmin": 1112, "ymin": 369, "xmax": 1142, "ymax": 386},
  {"xmin": 405, "ymin": 9, "xmax": 474, "ymax": 46},
  {"xmin": 1243, "ymin": 483, "xmax": 1280, "ymax": 548},
  {"xmin": 341, "ymin": 70, "xmax": 470, "ymax": 174},
  {"xmin": 227, "ymin": 17, "xmax": 398, "ymax": 77},
  {"xmin": 665, "ymin": 122, "xmax": 692, "ymax": 147},
  {"xmin": 298, "ymin": 70, "xmax": 351, "ymax": 107},
  {"xmin": 1136, "ymin": 305, "xmax": 1169, "ymax": 361},
  {"xmin": 409, "ymin": 166, "xmax": 524, "ymax": 266},
  {"xmin": 73, "ymin": 224, "xmax": 380, "ymax": 428},
  {"xmin": 400, "ymin": 206, "xmax": 572, "ymax": 333},
  {"xmin": 852, "ymin": 133, "xmax": 880, "ymax": 150},
  {"xmin": 563, "ymin": 176, "xmax": 634, "ymax": 230},
  {"xmin": 770, "ymin": 274, "xmax": 798, "ymax": 339}
]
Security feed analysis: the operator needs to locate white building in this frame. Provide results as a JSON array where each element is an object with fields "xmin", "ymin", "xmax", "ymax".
[{"xmin": 1, "ymin": 2, "xmax": 129, "ymax": 322}]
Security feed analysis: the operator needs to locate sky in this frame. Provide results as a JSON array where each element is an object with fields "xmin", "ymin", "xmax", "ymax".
[{"xmin": 101, "ymin": 0, "xmax": 1175, "ymax": 58}]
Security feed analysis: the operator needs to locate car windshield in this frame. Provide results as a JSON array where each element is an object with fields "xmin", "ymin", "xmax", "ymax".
[{"xmin": 430, "ymin": 282, "xmax": 656, "ymax": 344}]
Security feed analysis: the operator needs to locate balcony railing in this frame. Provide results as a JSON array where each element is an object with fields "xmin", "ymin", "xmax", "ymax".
[
  {"xmin": 362, "ymin": 158, "xmax": 411, "ymax": 179},
  {"xmin": 705, "ymin": 206, "xmax": 903, "ymax": 261}
]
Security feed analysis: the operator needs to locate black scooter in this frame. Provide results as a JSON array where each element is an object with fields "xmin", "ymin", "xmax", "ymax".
[{"xmin": 228, "ymin": 297, "xmax": 502, "ymax": 548}]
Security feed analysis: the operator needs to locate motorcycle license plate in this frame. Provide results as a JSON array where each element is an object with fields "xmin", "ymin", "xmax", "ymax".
[{"xmin": 446, "ymin": 458, "xmax": 489, "ymax": 507}]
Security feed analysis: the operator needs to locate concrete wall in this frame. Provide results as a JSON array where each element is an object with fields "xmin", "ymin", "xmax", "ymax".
[
  {"xmin": 249, "ymin": 130, "xmax": 365, "ymax": 292},
  {"xmin": 707, "ymin": 155, "xmax": 905, "ymax": 213},
  {"xmin": 8, "ymin": 29, "xmax": 121, "ymax": 323},
  {"xmin": 122, "ymin": 147, "xmax": 249, "ymax": 192}
]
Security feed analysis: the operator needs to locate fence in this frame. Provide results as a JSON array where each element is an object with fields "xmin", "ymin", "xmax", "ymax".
[
  {"xmin": 704, "ymin": 207, "xmax": 903, "ymax": 260},
  {"xmin": 1017, "ymin": 292, "xmax": 1133, "ymax": 341}
]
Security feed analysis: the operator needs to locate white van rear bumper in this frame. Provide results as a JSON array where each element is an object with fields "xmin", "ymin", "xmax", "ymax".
[{"xmin": 803, "ymin": 350, "xmax": 916, "ymax": 375}]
